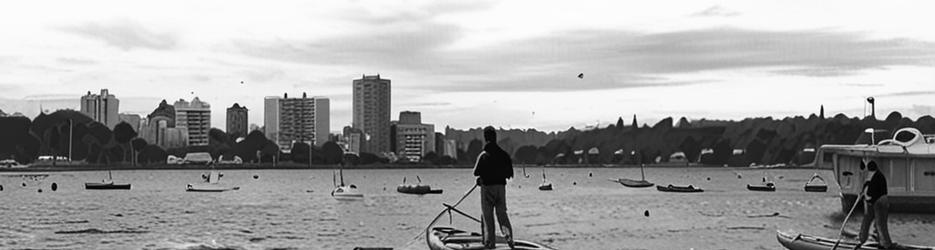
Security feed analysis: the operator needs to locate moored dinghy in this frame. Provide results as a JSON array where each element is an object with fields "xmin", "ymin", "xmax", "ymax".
[
  {"xmin": 398, "ymin": 176, "xmax": 443, "ymax": 194},
  {"xmin": 85, "ymin": 170, "xmax": 131, "ymax": 190},
  {"xmin": 657, "ymin": 184, "xmax": 703, "ymax": 193},
  {"xmin": 804, "ymin": 173, "xmax": 828, "ymax": 192},
  {"xmin": 538, "ymin": 166, "xmax": 552, "ymax": 191},
  {"xmin": 187, "ymin": 164, "xmax": 239, "ymax": 192},
  {"xmin": 611, "ymin": 163, "xmax": 655, "ymax": 188},
  {"xmin": 332, "ymin": 166, "xmax": 363, "ymax": 200},
  {"xmin": 747, "ymin": 173, "xmax": 776, "ymax": 192}
]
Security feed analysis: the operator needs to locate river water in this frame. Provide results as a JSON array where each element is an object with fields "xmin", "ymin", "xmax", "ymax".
[{"xmin": 2, "ymin": 167, "xmax": 934, "ymax": 249}]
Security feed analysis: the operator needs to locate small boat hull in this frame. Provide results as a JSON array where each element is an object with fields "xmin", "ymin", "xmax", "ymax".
[
  {"xmin": 398, "ymin": 184, "xmax": 443, "ymax": 195},
  {"xmin": 186, "ymin": 183, "xmax": 239, "ymax": 192},
  {"xmin": 538, "ymin": 183, "xmax": 553, "ymax": 191},
  {"xmin": 428, "ymin": 226, "xmax": 555, "ymax": 250},
  {"xmin": 657, "ymin": 184, "xmax": 703, "ymax": 193},
  {"xmin": 85, "ymin": 182, "xmax": 131, "ymax": 190},
  {"xmin": 332, "ymin": 186, "xmax": 364, "ymax": 200},
  {"xmin": 613, "ymin": 178, "xmax": 655, "ymax": 188},
  {"xmin": 777, "ymin": 230, "xmax": 932, "ymax": 250},
  {"xmin": 747, "ymin": 183, "xmax": 776, "ymax": 192},
  {"xmin": 805, "ymin": 184, "xmax": 828, "ymax": 192}
]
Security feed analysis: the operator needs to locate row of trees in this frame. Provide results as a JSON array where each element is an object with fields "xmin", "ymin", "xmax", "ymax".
[
  {"xmin": 499, "ymin": 112, "xmax": 935, "ymax": 166},
  {"xmin": 0, "ymin": 110, "xmax": 406, "ymax": 166}
]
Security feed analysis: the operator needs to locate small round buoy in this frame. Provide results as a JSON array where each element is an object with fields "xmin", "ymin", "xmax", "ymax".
[
  {"xmin": 253, "ymin": 175, "xmax": 259, "ymax": 179},
  {"xmin": 38, "ymin": 188, "xmax": 43, "ymax": 193},
  {"xmin": 51, "ymin": 183, "xmax": 58, "ymax": 191},
  {"xmin": 1, "ymin": 184, "xmax": 4, "ymax": 191},
  {"xmin": 706, "ymin": 177, "xmax": 711, "ymax": 181},
  {"xmin": 22, "ymin": 182, "xmax": 27, "ymax": 187},
  {"xmin": 573, "ymin": 182, "xmax": 577, "ymax": 185},
  {"xmin": 737, "ymin": 174, "xmax": 742, "ymax": 179},
  {"xmin": 383, "ymin": 187, "xmax": 386, "ymax": 191},
  {"xmin": 589, "ymin": 172, "xmax": 593, "ymax": 177},
  {"xmin": 644, "ymin": 210, "xmax": 650, "ymax": 217}
]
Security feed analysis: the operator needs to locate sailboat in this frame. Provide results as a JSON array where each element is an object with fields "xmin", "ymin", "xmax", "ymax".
[
  {"xmin": 186, "ymin": 164, "xmax": 239, "ymax": 192},
  {"xmin": 85, "ymin": 170, "xmax": 131, "ymax": 190},
  {"xmin": 538, "ymin": 166, "xmax": 553, "ymax": 191},
  {"xmin": 331, "ymin": 165, "xmax": 363, "ymax": 200},
  {"xmin": 610, "ymin": 163, "xmax": 655, "ymax": 188},
  {"xmin": 747, "ymin": 172, "xmax": 776, "ymax": 191}
]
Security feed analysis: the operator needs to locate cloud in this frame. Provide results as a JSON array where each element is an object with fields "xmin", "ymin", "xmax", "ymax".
[
  {"xmin": 876, "ymin": 91, "xmax": 935, "ymax": 97},
  {"xmin": 57, "ymin": 57, "xmax": 98, "ymax": 65},
  {"xmin": 235, "ymin": 26, "xmax": 935, "ymax": 92},
  {"xmin": 58, "ymin": 20, "xmax": 178, "ymax": 50},
  {"xmin": 692, "ymin": 5, "xmax": 741, "ymax": 17},
  {"xmin": 840, "ymin": 82, "xmax": 884, "ymax": 87}
]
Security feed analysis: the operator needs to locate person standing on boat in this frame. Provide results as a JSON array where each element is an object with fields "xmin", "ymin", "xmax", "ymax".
[
  {"xmin": 856, "ymin": 160, "xmax": 892, "ymax": 249},
  {"xmin": 473, "ymin": 126, "xmax": 515, "ymax": 249}
]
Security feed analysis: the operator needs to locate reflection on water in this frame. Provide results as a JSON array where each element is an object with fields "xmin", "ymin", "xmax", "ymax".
[{"xmin": 1, "ymin": 168, "xmax": 934, "ymax": 249}]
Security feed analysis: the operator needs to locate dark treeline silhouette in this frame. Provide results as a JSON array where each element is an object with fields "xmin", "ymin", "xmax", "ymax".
[
  {"xmin": 452, "ymin": 112, "xmax": 935, "ymax": 166},
  {"xmin": 0, "ymin": 110, "xmax": 352, "ymax": 165}
]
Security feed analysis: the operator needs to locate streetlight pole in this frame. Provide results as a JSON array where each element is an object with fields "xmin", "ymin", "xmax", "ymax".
[{"xmin": 68, "ymin": 119, "xmax": 73, "ymax": 162}]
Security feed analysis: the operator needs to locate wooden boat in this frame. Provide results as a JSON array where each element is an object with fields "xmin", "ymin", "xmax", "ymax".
[
  {"xmin": 611, "ymin": 163, "xmax": 655, "ymax": 188},
  {"xmin": 804, "ymin": 174, "xmax": 828, "ymax": 192},
  {"xmin": 612, "ymin": 178, "xmax": 654, "ymax": 188},
  {"xmin": 428, "ymin": 226, "xmax": 554, "ymax": 250},
  {"xmin": 426, "ymin": 185, "xmax": 555, "ymax": 250},
  {"xmin": 85, "ymin": 181, "xmax": 131, "ymax": 190},
  {"xmin": 747, "ymin": 182, "xmax": 776, "ymax": 192},
  {"xmin": 85, "ymin": 170, "xmax": 131, "ymax": 190},
  {"xmin": 398, "ymin": 184, "xmax": 443, "ymax": 194},
  {"xmin": 186, "ymin": 169, "xmax": 238, "ymax": 192},
  {"xmin": 397, "ymin": 176, "xmax": 442, "ymax": 194},
  {"xmin": 657, "ymin": 184, "xmax": 703, "ymax": 193},
  {"xmin": 817, "ymin": 127, "xmax": 935, "ymax": 213},
  {"xmin": 776, "ymin": 230, "xmax": 933, "ymax": 250}
]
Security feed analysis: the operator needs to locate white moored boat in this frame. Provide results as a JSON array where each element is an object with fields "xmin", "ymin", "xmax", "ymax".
[
  {"xmin": 816, "ymin": 127, "xmax": 935, "ymax": 213},
  {"xmin": 187, "ymin": 170, "xmax": 239, "ymax": 192},
  {"xmin": 331, "ymin": 168, "xmax": 363, "ymax": 200}
]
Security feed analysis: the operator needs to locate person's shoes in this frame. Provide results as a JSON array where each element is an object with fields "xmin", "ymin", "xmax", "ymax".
[{"xmin": 506, "ymin": 235, "xmax": 515, "ymax": 249}]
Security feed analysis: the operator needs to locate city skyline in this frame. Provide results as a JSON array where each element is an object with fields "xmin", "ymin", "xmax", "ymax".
[{"xmin": 2, "ymin": 1, "xmax": 935, "ymax": 133}]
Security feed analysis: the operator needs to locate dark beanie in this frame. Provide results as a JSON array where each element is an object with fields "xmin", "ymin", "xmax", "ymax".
[
  {"xmin": 867, "ymin": 161, "xmax": 878, "ymax": 171},
  {"xmin": 484, "ymin": 126, "xmax": 497, "ymax": 142}
]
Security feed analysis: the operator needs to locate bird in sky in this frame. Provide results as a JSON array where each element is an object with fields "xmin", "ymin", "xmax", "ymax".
[{"xmin": 577, "ymin": 73, "xmax": 584, "ymax": 79}]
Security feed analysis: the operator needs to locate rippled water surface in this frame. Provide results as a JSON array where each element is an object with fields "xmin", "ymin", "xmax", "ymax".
[{"xmin": 2, "ymin": 167, "xmax": 934, "ymax": 249}]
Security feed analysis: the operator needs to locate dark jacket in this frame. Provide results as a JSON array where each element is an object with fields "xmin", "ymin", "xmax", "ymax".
[
  {"xmin": 864, "ymin": 170, "xmax": 887, "ymax": 204},
  {"xmin": 473, "ymin": 142, "xmax": 514, "ymax": 185}
]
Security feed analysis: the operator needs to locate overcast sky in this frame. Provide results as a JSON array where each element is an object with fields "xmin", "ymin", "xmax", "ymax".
[{"xmin": 2, "ymin": 0, "xmax": 934, "ymax": 132}]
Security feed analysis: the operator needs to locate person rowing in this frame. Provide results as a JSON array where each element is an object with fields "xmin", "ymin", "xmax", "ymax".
[{"xmin": 854, "ymin": 160, "xmax": 894, "ymax": 249}]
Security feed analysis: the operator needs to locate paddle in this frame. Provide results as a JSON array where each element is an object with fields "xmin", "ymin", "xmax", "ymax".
[{"xmin": 832, "ymin": 186, "xmax": 866, "ymax": 250}]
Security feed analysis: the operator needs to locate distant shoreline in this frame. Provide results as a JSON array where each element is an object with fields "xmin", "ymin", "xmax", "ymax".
[{"xmin": 0, "ymin": 162, "xmax": 814, "ymax": 172}]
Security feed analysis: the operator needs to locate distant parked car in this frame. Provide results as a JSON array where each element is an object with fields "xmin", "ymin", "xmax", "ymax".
[
  {"xmin": 183, "ymin": 152, "xmax": 213, "ymax": 164},
  {"xmin": 37, "ymin": 156, "xmax": 70, "ymax": 161},
  {"xmin": 1, "ymin": 159, "xmax": 27, "ymax": 168},
  {"xmin": 167, "ymin": 155, "xmax": 185, "ymax": 165},
  {"xmin": 218, "ymin": 155, "xmax": 243, "ymax": 165}
]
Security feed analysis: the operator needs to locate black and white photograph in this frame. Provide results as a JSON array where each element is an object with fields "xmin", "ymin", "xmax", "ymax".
[{"xmin": 2, "ymin": 0, "xmax": 935, "ymax": 249}]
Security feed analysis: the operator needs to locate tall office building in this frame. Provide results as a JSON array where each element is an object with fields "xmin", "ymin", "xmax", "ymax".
[
  {"xmin": 174, "ymin": 97, "xmax": 211, "ymax": 146},
  {"xmin": 139, "ymin": 100, "xmax": 188, "ymax": 149},
  {"xmin": 393, "ymin": 111, "xmax": 435, "ymax": 162},
  {"xmin": 264, "ymin": 93, "xmax": 330, "ymax": 152},
  {"xmin": 226, "ymin": 103, "xmax": 248, "ymax": 139},
  {"xmin": 352, "ymin": 74, "xmax": 391, "ymax": 154},
  {"xmin": 80, "ymin": 89, "xmax": 120, "ymax": 128},
  {"xmin": 264, "ymin": 96, "xmax": 280, "ymax": 143}
]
